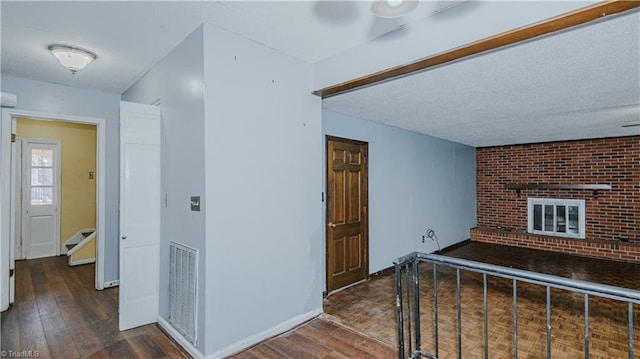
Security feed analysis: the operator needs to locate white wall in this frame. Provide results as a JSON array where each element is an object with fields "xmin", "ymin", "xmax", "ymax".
[
  {"xmin": 122, "ymin": 26, "xmax": 207, "ymax": 352},
  {"xmin": 202, "ymin": 23, "xmax": 323, "ymax": 356},
  {"xmin": 323, "ymin": 110, "xmax": 476, "ymax": 273},
  {"xmin": 1, "ymin": 74, "xmax": 121, "ymax": 282}
]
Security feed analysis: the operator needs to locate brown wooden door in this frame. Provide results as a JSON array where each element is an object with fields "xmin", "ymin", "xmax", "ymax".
[{"xmin": 326, "ymin": 136, "xmax": 368, "ymax": 293}]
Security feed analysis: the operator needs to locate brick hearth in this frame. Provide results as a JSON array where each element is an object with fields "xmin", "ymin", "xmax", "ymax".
[{"xmin": 471, "ymin": 227, "xmax": 640, "ymax": 263}]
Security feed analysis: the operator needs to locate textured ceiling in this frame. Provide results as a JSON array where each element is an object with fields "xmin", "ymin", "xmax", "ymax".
[
  {"xmin": 323, "ymin": 10, "xmax": 640, "ymax": 147},
  {"xmin": 1, "ymin": 1, "xmax": 638, "ymax": 147}
]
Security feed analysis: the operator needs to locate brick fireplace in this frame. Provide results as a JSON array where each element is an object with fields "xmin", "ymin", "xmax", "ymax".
[{"xmin": 471, "ymin": 136, "xmax": 639, "ymax": 263}]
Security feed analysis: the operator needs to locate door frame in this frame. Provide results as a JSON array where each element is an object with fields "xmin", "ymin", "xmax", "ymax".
[
  {"xmin": 21, "ymin": 137, "xmax": 62, "ymax": 259},
  {"xmin": 325, "ymin": 135, "xmax": 369, "ymax": 294},
  {"xmin": 9, "ymin": 138, "xmax": 20, "ymax": 304},
  {"xmin": 1, "ymin": 108, "xmax": 106, "ymax": 310},
  {"xmin": 12, "ymin": 138, "xmax": 23, "ymax": 260}
]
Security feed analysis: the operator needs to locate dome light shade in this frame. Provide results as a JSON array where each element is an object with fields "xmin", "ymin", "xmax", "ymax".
[
  {"xmin": 48, "ymin": 44, "xmax": 97, "ymax": 74},
  {"xmin": 371, "ymin": 0, "xmax": 419, "ymax": 18}
]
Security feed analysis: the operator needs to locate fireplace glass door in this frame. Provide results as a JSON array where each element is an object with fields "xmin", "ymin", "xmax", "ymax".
[{"xmin": 528, "ymin": 198, "xmax": 585, "ymax": 239}]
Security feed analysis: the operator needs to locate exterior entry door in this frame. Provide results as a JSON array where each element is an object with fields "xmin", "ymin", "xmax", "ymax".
[
  {"xmin": 22, "ymin": 139, "xmax": 61, "ymax": 259},
  {"xmin": 326, "ymin": 136, "xmax": 368, "ymax": 293}
]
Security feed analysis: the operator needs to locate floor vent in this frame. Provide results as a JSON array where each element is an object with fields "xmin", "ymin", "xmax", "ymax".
[{"xmin": 168, "ymin": 241, "xmax": 198, "ymax": 345}]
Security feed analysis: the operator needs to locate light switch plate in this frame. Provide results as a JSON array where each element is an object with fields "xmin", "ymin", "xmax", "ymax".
[{"xmin": 190, "ymin": 196, "xmax": 201, "ymax": 211}]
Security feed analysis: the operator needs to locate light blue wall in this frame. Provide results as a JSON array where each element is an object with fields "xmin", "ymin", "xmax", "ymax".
[
  {"xmin": 323, "ymin": 109, "xmax": 476, "ymax": 273},
  {"xmin": 122, "ymin": 23, "xmax": 324, "ymax": 357},
  {"xmin": 1, "ymin": 74, "xmax": 121, "ymax": 282},
  {"xmin": 122, "ymin": 26, "xmax": 207, "ymax": 351},
  {"xmin": 202, "ymin": 23, "xmax": 323, "ymax": 356}
]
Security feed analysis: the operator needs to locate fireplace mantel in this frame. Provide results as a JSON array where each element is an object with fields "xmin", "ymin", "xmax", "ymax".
[{"xmin": 504, "ymin": 183, "xmax": 612, "ymax": 198}]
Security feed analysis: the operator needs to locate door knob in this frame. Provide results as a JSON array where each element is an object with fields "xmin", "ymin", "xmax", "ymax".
[
  {"xmin": 328, "ymin": 222, "xmax": 336, "ymax": 228},
  {"xmin": 121, "ymin": 235, "xmax": 127, "ymax": 240}
]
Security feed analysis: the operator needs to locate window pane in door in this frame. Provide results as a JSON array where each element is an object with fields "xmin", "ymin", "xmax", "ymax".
[
  {"xmin": 533, "ymin": 204, "xmax": 542, "ymax": 230},
  {"xmin": 544, "ymin": 205, "xmax": 554, "ymax": 231},
  {"xmin": 556, "ymin": 206, "xmax": 566, "ymax": 233},
  {"xmin": 29, "ymin": 147, "xmax": 55, "ymax": 206},
  {"xmin": 31, "ymin": 187, "xmax": 53, "ymax": 205},
  {"xmin": 31, "ymin": 149, "xmax": 53, "ymax": 166},
  {"xmin": 568, "ymin": 206, "xmax": 579, "ymax": 234},
  {"xmin": 31, "ymin": 168, "xmax": 53, "ymax": 186}
]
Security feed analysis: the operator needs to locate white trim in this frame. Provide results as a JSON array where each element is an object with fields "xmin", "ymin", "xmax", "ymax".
[
  {"xmin": 159, "ymin": 309, "xmax": 324, "ymax": 359},
  {"xmin": 158, "ymin": 316, "xmax": 204, "ymax": 359},
  {"xmin": 68, "ymin": 258, "xmax": 96, "ymax": 266},
  {"xmin": 103, "ymin": 279, "xmax": 119, "ymax": 288},
  {"xmin": 1, "ymin": 112, "xmax": 11, "ymax": 310},
  {"xmin": 207, "ymin": 309, "xmax": 323, "ymax": 359},
  {"xmin": 62, "ymin": 228, "xmax": 95, "ymax": 255},
  {"xmin": 67, "ymin": 230, "xmax": 97, "ymax": 266},
  {"xmin": 1, "ymin": 108, "xmax": 107, "ymax": 299},
  {"xmin": 67, "ymin": 231, "xmax": 96, "ymax": 257},
  {"xmin": 12, "ymin": 139, "xmax": 23, "ymax": 260},
  {"xmin": 9, "ymin": 139, "xmax": 20, "ymax": 304}
]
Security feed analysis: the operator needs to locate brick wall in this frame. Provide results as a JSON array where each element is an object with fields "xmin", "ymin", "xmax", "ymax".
[{"xmin": 474, "ymin": 136, "xmax": 639, "ymax": 256}]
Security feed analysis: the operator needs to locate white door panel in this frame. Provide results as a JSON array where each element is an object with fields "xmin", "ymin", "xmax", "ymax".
[
  {"xmin": 23, "ymin": 140, "xmax": 60, "ymax": 259},
  {"xmin": 123, "ymin": 144, "xmax": 160, "ymax": 244},
  {"xmin": 28, "ymin": 216, "xmax": 55, "ymax": 258},
  {"xmin": 119, "ymin": 101, "xmax": 160, "ymax": 331},
  {"xmin": 120, "ymin": 244, "xmax": 159, "ymax": 328}
]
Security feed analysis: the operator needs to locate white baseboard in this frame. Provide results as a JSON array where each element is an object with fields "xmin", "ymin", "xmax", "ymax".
[
  {"xmin": 68, "ymin": 258, "xmax": 96, "ymax": 266},
  {"xmin": 103, "ymin": 280, "xmax": 119, "ymax": 288},
  {"xmin": 207, "ymin": 308, "xmax": 323, "ymax": 359},
  {"xmin": 158, "ymin": 316, "xmax": 204, "ymax": 359}
]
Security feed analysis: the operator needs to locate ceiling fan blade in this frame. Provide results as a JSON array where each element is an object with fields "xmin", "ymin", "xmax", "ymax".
[{"xmin": 430, "ymin": 0, "xmax": 468, "ymax": 15}]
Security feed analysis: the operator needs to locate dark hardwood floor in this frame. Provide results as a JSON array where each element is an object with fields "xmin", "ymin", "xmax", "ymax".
[
  {"xmin": 324, "ymin": 241, "xmax": 640, "ymax": 359},
  {"xmin": 6, "ymin": 242, "xmax": 639, "ymax": 358},
  {"xmin": 1, "ymin": 256, "xmax": 188, "ymax": 359},
  {"xmin": 445, "ymin": 241, "xmax": 640, "ymax": 290},
  {"xmin": 228, "ymin": 317, "xmax": 396, "ymax": 359}
]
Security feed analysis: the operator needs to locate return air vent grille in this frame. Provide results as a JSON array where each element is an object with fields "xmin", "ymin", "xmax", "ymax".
[{"xmin": 168, "ymin": 241, "xmax": 198, "ymax": 345}]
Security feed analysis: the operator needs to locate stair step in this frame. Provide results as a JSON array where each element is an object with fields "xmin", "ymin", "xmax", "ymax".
[{"xmin": 66, "ymin": 231, "xmax": 94, "ymax": 251}]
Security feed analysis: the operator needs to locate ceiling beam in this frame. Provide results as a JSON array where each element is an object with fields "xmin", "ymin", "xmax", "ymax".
[{"xmin": 313, "ymin": 0, "xmax": 640, "ymax": 99}]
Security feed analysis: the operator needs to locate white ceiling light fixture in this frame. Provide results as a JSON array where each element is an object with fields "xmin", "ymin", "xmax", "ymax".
[
  {"xmin": 371, "ymin": 0, "xmax": 419, "ymax": 18},
  {"xmin": 48, "ymin": 44, "xmax": 97, "ymax": 74}
]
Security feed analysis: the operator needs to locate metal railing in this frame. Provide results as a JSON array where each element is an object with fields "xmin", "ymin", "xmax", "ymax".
[{"xmin": 394, "ymin": 252, "xmax": 640, "ymax": 359}]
